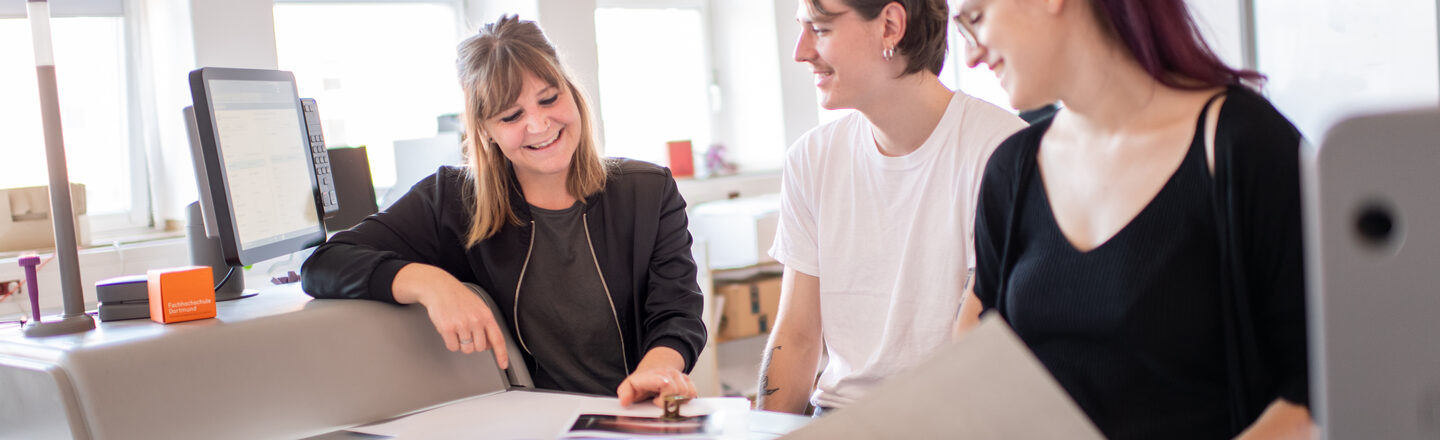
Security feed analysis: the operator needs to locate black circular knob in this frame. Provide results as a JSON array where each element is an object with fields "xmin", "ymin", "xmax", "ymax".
[{"xmin": 1355, "ymin": 204, "xmax": 1396, "ymax": 248}]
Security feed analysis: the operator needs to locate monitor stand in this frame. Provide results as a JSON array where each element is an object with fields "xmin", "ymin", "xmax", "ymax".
[
  {"xmin": 212, "ymin": 264, "xmax": 258, "ymax": 302},
  {"xmin": 186, "ymin": 202, "xmax": 258, "ymax": 302}
]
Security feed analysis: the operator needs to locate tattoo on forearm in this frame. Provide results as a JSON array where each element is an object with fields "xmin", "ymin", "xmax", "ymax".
[
  {"xmin": 759, "ymin": 346, "xmax": 782, "ymax": 397},
  {"xmin": 761, "ymin": 375, "xmax": 780, "ymax": 396}
]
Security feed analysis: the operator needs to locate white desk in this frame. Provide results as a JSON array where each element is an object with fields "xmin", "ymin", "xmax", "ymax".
[
  {"xmin": 0, "ymin": 284, "xmax": 810, "ymax": 439},
  {"xmin": 0, "ymin": 285, "xmax": 508, "ymax": 439}
]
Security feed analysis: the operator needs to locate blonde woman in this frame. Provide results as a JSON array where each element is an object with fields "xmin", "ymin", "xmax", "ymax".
[{"xmin": 302, "ymin": 15, "xmax": 704, "ymax": 407}]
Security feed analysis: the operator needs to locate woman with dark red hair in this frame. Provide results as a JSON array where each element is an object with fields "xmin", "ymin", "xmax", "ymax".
[{"xmin": 953, "ymin": 0, "xmax": 1311, "ymax": 438}]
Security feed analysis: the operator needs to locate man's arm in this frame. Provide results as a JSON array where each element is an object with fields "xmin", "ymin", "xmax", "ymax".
[
  {"xmin": 953, "ymin": 272, "xmax": 983, "ymax": 339},
  {"xmin": 755, "ymin": 267, "xmax": 823, "ymax": 414}
]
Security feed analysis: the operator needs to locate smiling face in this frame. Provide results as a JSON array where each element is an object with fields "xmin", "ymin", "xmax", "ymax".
[
  {"xmin": 480, "ymin": 71, "xmax": 583, "ymax": 184},
  {"xmin": 955, "ymin": 0, "xmax": 1066, "ymax": 110},
  {"xmin": 794, "ymin": 0, "xmax": 891, "ymax": 110}
]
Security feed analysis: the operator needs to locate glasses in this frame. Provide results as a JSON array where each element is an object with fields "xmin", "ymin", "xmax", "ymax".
[{"xmin": 954, "ymin": 13, "xmax": 980, "ymax": 48}]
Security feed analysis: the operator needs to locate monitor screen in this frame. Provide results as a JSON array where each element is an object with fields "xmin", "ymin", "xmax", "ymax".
[{"xmin": 188, "ymin": 67, "xmax": 325, "ymax": 266}]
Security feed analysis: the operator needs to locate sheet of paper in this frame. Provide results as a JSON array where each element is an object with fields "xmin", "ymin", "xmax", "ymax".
[
  {"xmin": 349, "ymin": 391, "xmax": 582, "ymax": 439},
  {"xmin": 785, "ymin": 314, "xmax": 1105, "ymax": 439},
  {"xmin": 348, "ymin": 390, "xmax": 749, "ymax": 439}
]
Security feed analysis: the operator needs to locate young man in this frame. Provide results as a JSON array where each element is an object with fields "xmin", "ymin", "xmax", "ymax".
[{"xmin": 757, "ymin": 0, "xmax": 1025, "ymax": 414}]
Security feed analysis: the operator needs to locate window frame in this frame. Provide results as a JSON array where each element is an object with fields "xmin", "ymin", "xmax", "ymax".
[{"xmin": 1, "ymin": 1, "xmax": 154, "ymax": 240}]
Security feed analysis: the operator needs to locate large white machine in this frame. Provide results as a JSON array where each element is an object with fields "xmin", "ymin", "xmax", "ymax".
[{"xmin": 1305, "ymin": 107, "xmax": 1440, "ymax": 438}]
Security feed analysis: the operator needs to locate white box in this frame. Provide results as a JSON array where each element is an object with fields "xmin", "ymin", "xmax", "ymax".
[{"xmin": 689, "ymin": 193, "xmax": 780, "ymax": 270}]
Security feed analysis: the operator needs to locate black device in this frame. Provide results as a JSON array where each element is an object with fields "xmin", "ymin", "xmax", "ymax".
[
  {"xmin": 324, "ymin": 146, "xmax": 379, "ymax": 231},
  {"xmin": 95, "ymin": 274, "xmax": 149, "ymax": 303},
  {"xmin": 301, "ymin": 98, "xmax": 340, "ymax": 218},
  {"xmin": 95, "ymin": 274, "xmax": 151, "ymax": 321},
  {"xmin": 187, "ymin": 67, "xmax": 327, "ymax": 268},
  {"xmin": 96, "ymin": 302, "xmax": 151, "ymax": 322}
]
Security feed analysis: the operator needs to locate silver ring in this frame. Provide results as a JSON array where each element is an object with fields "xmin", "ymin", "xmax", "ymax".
[{"xmin": 459, "ymin": 339, "xmax": 474, "ymax": 345}]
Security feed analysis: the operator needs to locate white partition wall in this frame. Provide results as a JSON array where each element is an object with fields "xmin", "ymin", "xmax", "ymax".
[{"xmin": 1255, "ymin": 0, "xmax": 1440, "ymax": 139}]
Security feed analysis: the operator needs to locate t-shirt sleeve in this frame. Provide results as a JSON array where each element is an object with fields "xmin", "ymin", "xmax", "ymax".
[
  {"xmin": 1217, "ymin": 91, "xmax": 1311, "ymax": 408},
  {"xmin": 768, "ymin": 138, "xmax": 821, "ymax": 277}
]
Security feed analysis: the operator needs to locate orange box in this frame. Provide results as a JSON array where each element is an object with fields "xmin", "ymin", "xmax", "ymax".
[{"xmin": 147, "ymin": 266, "xmax": 217, "ymax": 324}]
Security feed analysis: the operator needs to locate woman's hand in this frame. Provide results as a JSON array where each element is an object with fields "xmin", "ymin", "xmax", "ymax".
[
  {"xmin": 1235, "ymin": 399, "xmax": 1313, "ymax": 440},
  {"xmin": 616, "ymin": 347, "xmax": 696, "ymax": 407},
  {"xmin": 392, "ymin": 263, "xmax": 510, "ymax": 369}
]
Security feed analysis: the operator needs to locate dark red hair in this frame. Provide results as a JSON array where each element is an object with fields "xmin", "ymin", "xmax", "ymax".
[{"xmin": 1088, "ymin": 0, "xmax": 1263, "ymax": 89}]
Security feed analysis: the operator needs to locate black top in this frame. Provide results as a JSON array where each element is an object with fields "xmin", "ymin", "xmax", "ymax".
[
  {"xmin": 300, "ymin": 159, "xmax": 707, "ymax": 395},
  {"xmin": 975, "ymin": 87, "xmax": 1309, "ymax": 438},
  {"xmin": 520, "ymin": 201, "xmax": 628, "ymax": 394},
  {"xmin": 1006, "ymin": 110, "xmax": 1227, "ymax": 438}
]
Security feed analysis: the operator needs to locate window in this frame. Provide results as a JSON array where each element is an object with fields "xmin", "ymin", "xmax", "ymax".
[
  {"xmin": 951, "ymin": 57, "xmax": 1011, "ymax": 111},
  {"xmin": 273, "ymin": 1, "xmax": 464, "ymax": 191},
  {"xmin": 0, "ymin": 17, "xmax": 135, "ymax": 221},
  {"xmin": 594, "ymin": 4, "xmax": 714, "ymax": 170},
  {"xmin": 812, "ymin": 15, "xmax": 1016, "ymax": 136},
  {"xmin": 942, "ymin": 22, "xmax": 1013, "ymax": 112}
]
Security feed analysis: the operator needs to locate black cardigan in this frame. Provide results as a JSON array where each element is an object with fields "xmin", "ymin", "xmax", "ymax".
[{"xmin": 300, "ymin": 159, "xmax": 706, "ymax": 374}]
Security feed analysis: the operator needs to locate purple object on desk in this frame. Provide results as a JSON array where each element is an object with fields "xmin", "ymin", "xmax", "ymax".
[{"xmin": 19, "ymin": 255, "xmax": 41, "ymax": 323}]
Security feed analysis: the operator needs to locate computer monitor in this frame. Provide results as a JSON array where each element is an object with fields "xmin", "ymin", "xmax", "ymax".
[{"xmin": 187, "ymin": 67, "xmax": 326, "ymax": 268}]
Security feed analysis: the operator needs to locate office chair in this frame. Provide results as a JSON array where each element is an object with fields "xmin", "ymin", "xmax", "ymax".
[{"xmin": 462, "ymin": 283, "xmax": 534, "ymax": 389}]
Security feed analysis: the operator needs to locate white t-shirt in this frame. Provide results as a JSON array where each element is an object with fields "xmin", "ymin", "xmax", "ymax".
[{"xmin": 768, "ymin": 92, "xmax": 1026, "ymax": 409}]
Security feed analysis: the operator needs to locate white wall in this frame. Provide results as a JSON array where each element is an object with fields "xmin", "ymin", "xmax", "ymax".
[
  {"xmin": 190, "ymin": 0, "xmax": 279, "ymax": 69},
  {"xmin": 1254, "ymin": 0, "xmax": 1439, "ymax": 140},
  {"xmin": 1186, "ymin": 0, "xmax": 1440, "ymax": 141},
  {"xmin": 141, "ymin": 0, "xmax": 283, "ymax": 224},
  {"xmin": 1186, "ymin": 0, "xmax": 1246, "ymax": 69},
  {"xmin": 709, "ymin": 0, "xmax": 787, "ymax": 170},
  {"xmin": 534, "ymin": 0, "xmax": 607, "ymax": 149},
  {"xmin": 772, "ymin": 0, "xmax": 820, "ymax": 147},
  {"xmin": 464, "ymin": 0, "xmax": 539, "ymax": 31}
]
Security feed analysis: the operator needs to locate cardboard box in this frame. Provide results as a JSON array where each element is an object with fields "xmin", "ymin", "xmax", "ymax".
[
  {"xmin": 148, "ymin": 266, "xmax": 216, "ymax": 324},
  {"xmin": 717, "ymin": 276, "xmax": 782, "ymax": 342},
  {"xmin": 689, "ymin": 194, "xmax": 780, "ymax": 270},
  {"xmin": 0, "ymin": 183, "xmax": 91, "ymax": 253}
]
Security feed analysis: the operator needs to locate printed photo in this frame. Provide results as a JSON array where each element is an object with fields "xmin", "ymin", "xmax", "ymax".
[{"xmin": 568, "ymin": 414, "xmax": 714, "ymax": 436}]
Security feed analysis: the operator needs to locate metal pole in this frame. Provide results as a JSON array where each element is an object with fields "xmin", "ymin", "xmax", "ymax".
[
  {"xmin": 23, "ymin": 0, "xmax": 96, "ymax": 337},
  {"xmin": 1238, "ymin": 0, "xmax": 1259, "ymax": 71}
]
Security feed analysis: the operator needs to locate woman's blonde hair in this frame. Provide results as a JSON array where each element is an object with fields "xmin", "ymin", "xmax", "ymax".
[{"xmin": 456, "ymin": 15, "xmax": 608, "ymax": 246}]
